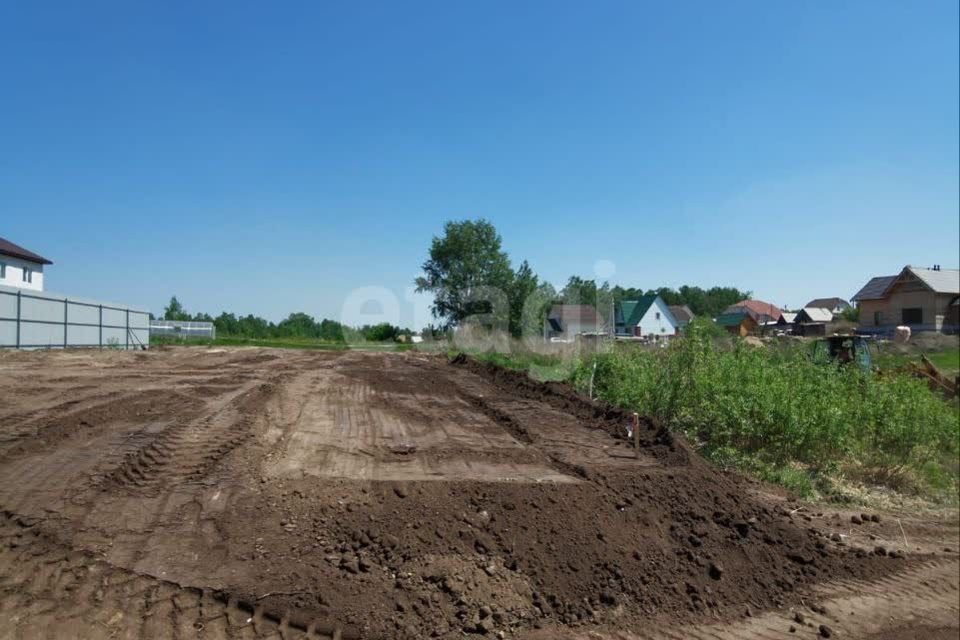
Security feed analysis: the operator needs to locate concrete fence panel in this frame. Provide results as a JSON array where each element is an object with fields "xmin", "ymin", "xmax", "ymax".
[{"xmin": 0, "ymin": 284, "xmax": 151, "ymax": 350}]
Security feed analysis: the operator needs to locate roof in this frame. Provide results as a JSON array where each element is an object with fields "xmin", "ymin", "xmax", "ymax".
[
  {"xmin": 723, "ymin": 299, "xmax": 783, "ymax": 323},
  {"xmin": 668, "ymin": 305, "xmax": 694, "ymax": 324},
  {"xmin": 908, "ymin": 267, "xmax": 960, "ymax": 295},
  {"xmin": 715, "ymin": 311, "xmax": 751, "ymax": 327},
  {"xmin": 617, "ymin": 294, "xmax": 658, "ymax": 327},
  {"xmin": 805, "ymin": 297, "xmax": 849, "ymax": 310},
  {"xmin": 851, "ymin": 266, "xmax": 960, "ymax": 301},
  {"xmin": 0, "ymin": 237, "xmax": 52, "ymax": 265},
  {"xmin": 780, "ymin": 312, "xmax": 797, "ymax": 324},
  {"xmin": 799, "ymin": 307, "xmax": 833, "ymax": 323},
  {"xmin": 547, "ymin": 304, "xmax": 606, "ymax": 327},
  {"xmin": 851, "ymin": 275, "xmax": 897, "ymax": 301}
]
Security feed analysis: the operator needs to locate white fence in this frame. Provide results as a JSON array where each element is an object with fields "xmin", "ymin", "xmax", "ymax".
[{"xmin": 0, "ymin": 284, "xmax": 150, "ymax": 350}]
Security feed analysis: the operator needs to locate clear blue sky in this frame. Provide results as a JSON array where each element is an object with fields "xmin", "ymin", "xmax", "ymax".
[{"xmin": 2, "ymin": 1, "xmax": 957, "ymax": 328}]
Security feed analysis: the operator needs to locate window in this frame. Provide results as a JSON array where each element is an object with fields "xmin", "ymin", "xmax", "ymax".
[
  {"xmin": 873, "ymin": 311, "xmax": 882, "ymax": 326},
  {"xmin": 22, "ymin": 267, "xmax": 32, "ymax": 283},
  {"xmin": 0, "ymin": 262, "xmax": 5, "ymax": 278},
  {"xmin": 655, "ymin": 312, "xmax": 661, "ymax": 320},
  {"xmin": 902, "ymin": 308, "xmax": 922, "ymax": 325}
]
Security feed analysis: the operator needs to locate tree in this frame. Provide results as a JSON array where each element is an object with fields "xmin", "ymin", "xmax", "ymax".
[
  {"xmin": 361, "ymin": 323, "xmax": 401, "ymax": 342},
  {"xmin": 277, "ymin": 312, "xmax": 318, "ymax": 338},
  {"xmin": 415, "ymin": 219, "xmax": 514, "ymax": 329},
  {"xmin": 506, "ymin": 260, "xmax": 540, "ymax": 338},
  {"xmin": 163, "ymin": 296, "xmax": 191, "ymax": 321}
]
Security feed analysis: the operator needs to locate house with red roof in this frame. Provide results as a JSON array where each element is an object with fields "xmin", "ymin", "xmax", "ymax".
[{"xmin": 721, "ymin": 299, "xmax": 784, "ymax": 325}]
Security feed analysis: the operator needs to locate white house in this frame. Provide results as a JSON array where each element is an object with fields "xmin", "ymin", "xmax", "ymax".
[
  {"xmin": 615, "ymin": 294, "xmax": 679, "ymax": 338},
  {"xmin": 0, "ymin": 237, "xmax": 51, "ymax": 292}
]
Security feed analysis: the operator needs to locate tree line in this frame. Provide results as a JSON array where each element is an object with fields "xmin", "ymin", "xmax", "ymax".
[
  {"xmin": 416, "ymin": 219, "xmax": 751, "ymax": 337},
  {"xmin": 160, "ymin": 297, "xmax": 410, "ymax": 343}
]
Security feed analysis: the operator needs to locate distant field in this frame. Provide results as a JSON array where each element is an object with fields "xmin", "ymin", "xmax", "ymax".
[{"xmin": 151, "ymin": 335, "xmax": 414, "ymax": 351}]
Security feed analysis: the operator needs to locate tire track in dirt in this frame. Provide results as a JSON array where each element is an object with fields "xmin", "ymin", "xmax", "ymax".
[
  {"xmin": 0, "ymin": 510, "xmax": 358, "ymax": 640},
  {"xmin": 0, "ymin": 390, "xmax": 202, "ymax": 463},
  {"xmin": 96, "ymin": 381, "xmax": 272, "ymax": 494}
]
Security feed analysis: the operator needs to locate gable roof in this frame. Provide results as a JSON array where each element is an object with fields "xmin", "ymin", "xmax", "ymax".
[
  {"xmin": 908, "ymin": 267, "xmax": 960, "ymax": 294},
  {"xmin": 0, "ymin": 237, "xmax": 53, "ymax": 265},
  {"xmin": 805, "ymin": 297, "xmax": 849, "ymax": 310},
  {"xmin": 668, "ymin": 305, "xmax": 694, "ymax": 324},
  {"xmin": 780, "ymin": 312, "xmax": 797, "ymax": 324},
  {"xmin": 798, "ymin": 307, "xmax": 833, "ymax": 323},
  {"xmin": 723, "ymin": 299, "xmax": 783, "ymax": 323},
  {"xmin": 851, "ymin": 275, "xmax": 897, "ymax": 301},
  {"xmin": 617, "ymin": 294, "xmax": 663, "ymax": 327},
  {"xmin": 851, "ymin": 266, "xmax": 960, "ymax": 302},
  {"xmin": 715, "ymin": 311, "xmax": 752, "ymax": 327}
]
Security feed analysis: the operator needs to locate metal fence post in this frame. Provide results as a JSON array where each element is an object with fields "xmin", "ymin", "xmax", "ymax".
[
  {"xmin": 15, "ymin": 290, "xmax": 21, "ymax": 348},
  {"xmin": 99, "ymin": 305, "xmax": 103, "ymax": 349},
  {"xmin": 125, "ymin": 309, "xmax": 129, "ymax": 350},
  {"xmin": 64, "ymin": 298, "xmax": 68, "ymax": 349}
]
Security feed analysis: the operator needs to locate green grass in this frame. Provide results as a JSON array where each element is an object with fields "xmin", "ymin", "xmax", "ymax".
[
  {"xmin": 151, "ymin": 335, "xmax": 414, "ymax": 351},
  {"xmin": 572, "ymin": 331, "xmax": 959, "ymax": 501},
  {"xmin": 875, "ymin": 348, "xmax": 960, "ymax": 376},
  {"xmin": 460, "ymin": 349, "xmax": 571, "ymax": 381},
  {"xmin": 454, "ymin": 329, "xmax": 959, "ymax": 504}
]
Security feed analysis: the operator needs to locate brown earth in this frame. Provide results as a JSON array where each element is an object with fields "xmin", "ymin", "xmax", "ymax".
[{"xmin": 0, "ymin": 347, "xmax": 956, "ymax": 640}]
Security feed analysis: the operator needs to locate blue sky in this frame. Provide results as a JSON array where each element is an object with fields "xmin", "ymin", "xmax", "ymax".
[{"xmin": 1, "ymin": 1, "xmax": 957, "ymax": 328}]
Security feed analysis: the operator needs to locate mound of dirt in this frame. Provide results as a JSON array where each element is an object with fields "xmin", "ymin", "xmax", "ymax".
[{"xmin": 0, "ymin": 348, "xmax": 927, "ymax": 640}]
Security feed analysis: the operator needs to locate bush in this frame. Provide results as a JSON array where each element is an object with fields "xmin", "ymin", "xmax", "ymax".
[{"xmin": 574, "ymin": 324, "xmax": 959, "ymax": 497}]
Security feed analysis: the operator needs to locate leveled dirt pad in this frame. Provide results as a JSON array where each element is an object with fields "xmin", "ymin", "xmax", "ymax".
[{"xmin": 0, "ymin": 348, "xmax": 956, "ymax": 639}]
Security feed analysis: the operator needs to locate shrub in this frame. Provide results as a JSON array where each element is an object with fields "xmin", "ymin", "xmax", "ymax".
[{"xmin": 574, "ymin": 325, "xmax": 959, "ymax": 497}]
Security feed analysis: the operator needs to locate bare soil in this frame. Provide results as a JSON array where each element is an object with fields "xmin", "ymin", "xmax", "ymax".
[{"xmin": 0, "ymin": 347, "xmax": 956, "ymax": 639}]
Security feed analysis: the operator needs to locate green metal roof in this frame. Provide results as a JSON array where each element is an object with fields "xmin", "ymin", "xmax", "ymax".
[
  {"xmin": 616, "ymin": 294, "xmax": 658, "ymax": 327},
  {"xmin": 715, "ymin": 311, "xmax": 750, "ymax": 327}
]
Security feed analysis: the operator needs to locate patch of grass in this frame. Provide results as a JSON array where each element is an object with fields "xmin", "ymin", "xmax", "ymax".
[
  {"xmin": 465, "ymin": 327, "xmax": 958, "ymax": 504},
  {"xmin": 875, "ymin": 347, "xmax": 960, "ymax": 376},
  {"xmin": 456, "ymin": 349, "xmax": 574, "ymax": 382},
  {"xmin": 151, "ymin": 335, "xmax": 413, "ymax": 351},
  {"xmin": 570, "ymin": 327, "xmax": 958, "ymax": 502}
]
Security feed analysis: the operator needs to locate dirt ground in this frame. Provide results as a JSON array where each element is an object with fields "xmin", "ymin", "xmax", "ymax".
[{"xmin": 0, "ymin": 347, "xmax": 956, "ymax": 640}]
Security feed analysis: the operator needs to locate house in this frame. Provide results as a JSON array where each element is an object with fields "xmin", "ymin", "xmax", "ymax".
[
  {"xmin": 852, "ymin": 265, "xmax": 960, "ymax": 333},
  {"xmin": 805, "ymin": 297, "xmax": 851, "ymax": 315},
  {"xmin": 615, "ymin": 295, "xmax": 678, "ymax": 338},
  {"xmin": 795, "ymin": 307, "xmax": 833, "ymax": 324},
  {"xmin": 667, "ymin": 305, "xmax": 694, "ymax": 330},
  {"xmin": 0, "ymin": 237, "xmax": 52, "ymax": 292},
  {"xmin": 777, "ymin": 312, "xmax": 797, "ymax": 328},
  {"xmin": 715, "ymin": 311, "xmax": 758, "ymax": 337},
  {"xmin": 723, "ymin": 299, "xmax": 784, "ymax": 325},
  {"xmin": 544, "ymin": 304, "xmax": 608, "ymax": 341},
  {"xmin": 793, "ymin": 307, "xmax": 832, "ymax": 336}
]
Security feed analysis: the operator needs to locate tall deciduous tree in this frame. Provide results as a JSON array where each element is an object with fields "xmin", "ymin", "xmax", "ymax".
[{"xmin": 416, "ymin": 219, "xmax": 514, "ymax": 330}]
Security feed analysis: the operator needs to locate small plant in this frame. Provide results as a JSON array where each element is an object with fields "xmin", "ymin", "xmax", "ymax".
[{"xmin": 105, "ymin": 337, "xmax": 121, "ymax": 350}]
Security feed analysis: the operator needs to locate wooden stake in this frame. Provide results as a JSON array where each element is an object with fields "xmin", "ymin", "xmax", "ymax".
[{"xmin": 633, "ymin": 412, "xmax": 640, "ymax": 458}]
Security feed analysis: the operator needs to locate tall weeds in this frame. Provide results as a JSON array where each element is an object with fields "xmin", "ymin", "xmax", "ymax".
[{"xmin": 571, "ymin": 325, "xmax": 959, "ymax": 498}]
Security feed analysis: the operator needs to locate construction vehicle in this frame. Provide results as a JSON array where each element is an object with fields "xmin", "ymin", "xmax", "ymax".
[
  {"xmin": 811, "ymin": 334, "xmax": 875, "ymax": 373},
  {"xmin": 811, "ymin": 334, "xmax": 958, "ymax": 399}
]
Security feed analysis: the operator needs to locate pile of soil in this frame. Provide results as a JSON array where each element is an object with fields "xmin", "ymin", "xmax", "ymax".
[{"xmin": 0, "ymin": 348, "xmax": 921, "ymax": 640}]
